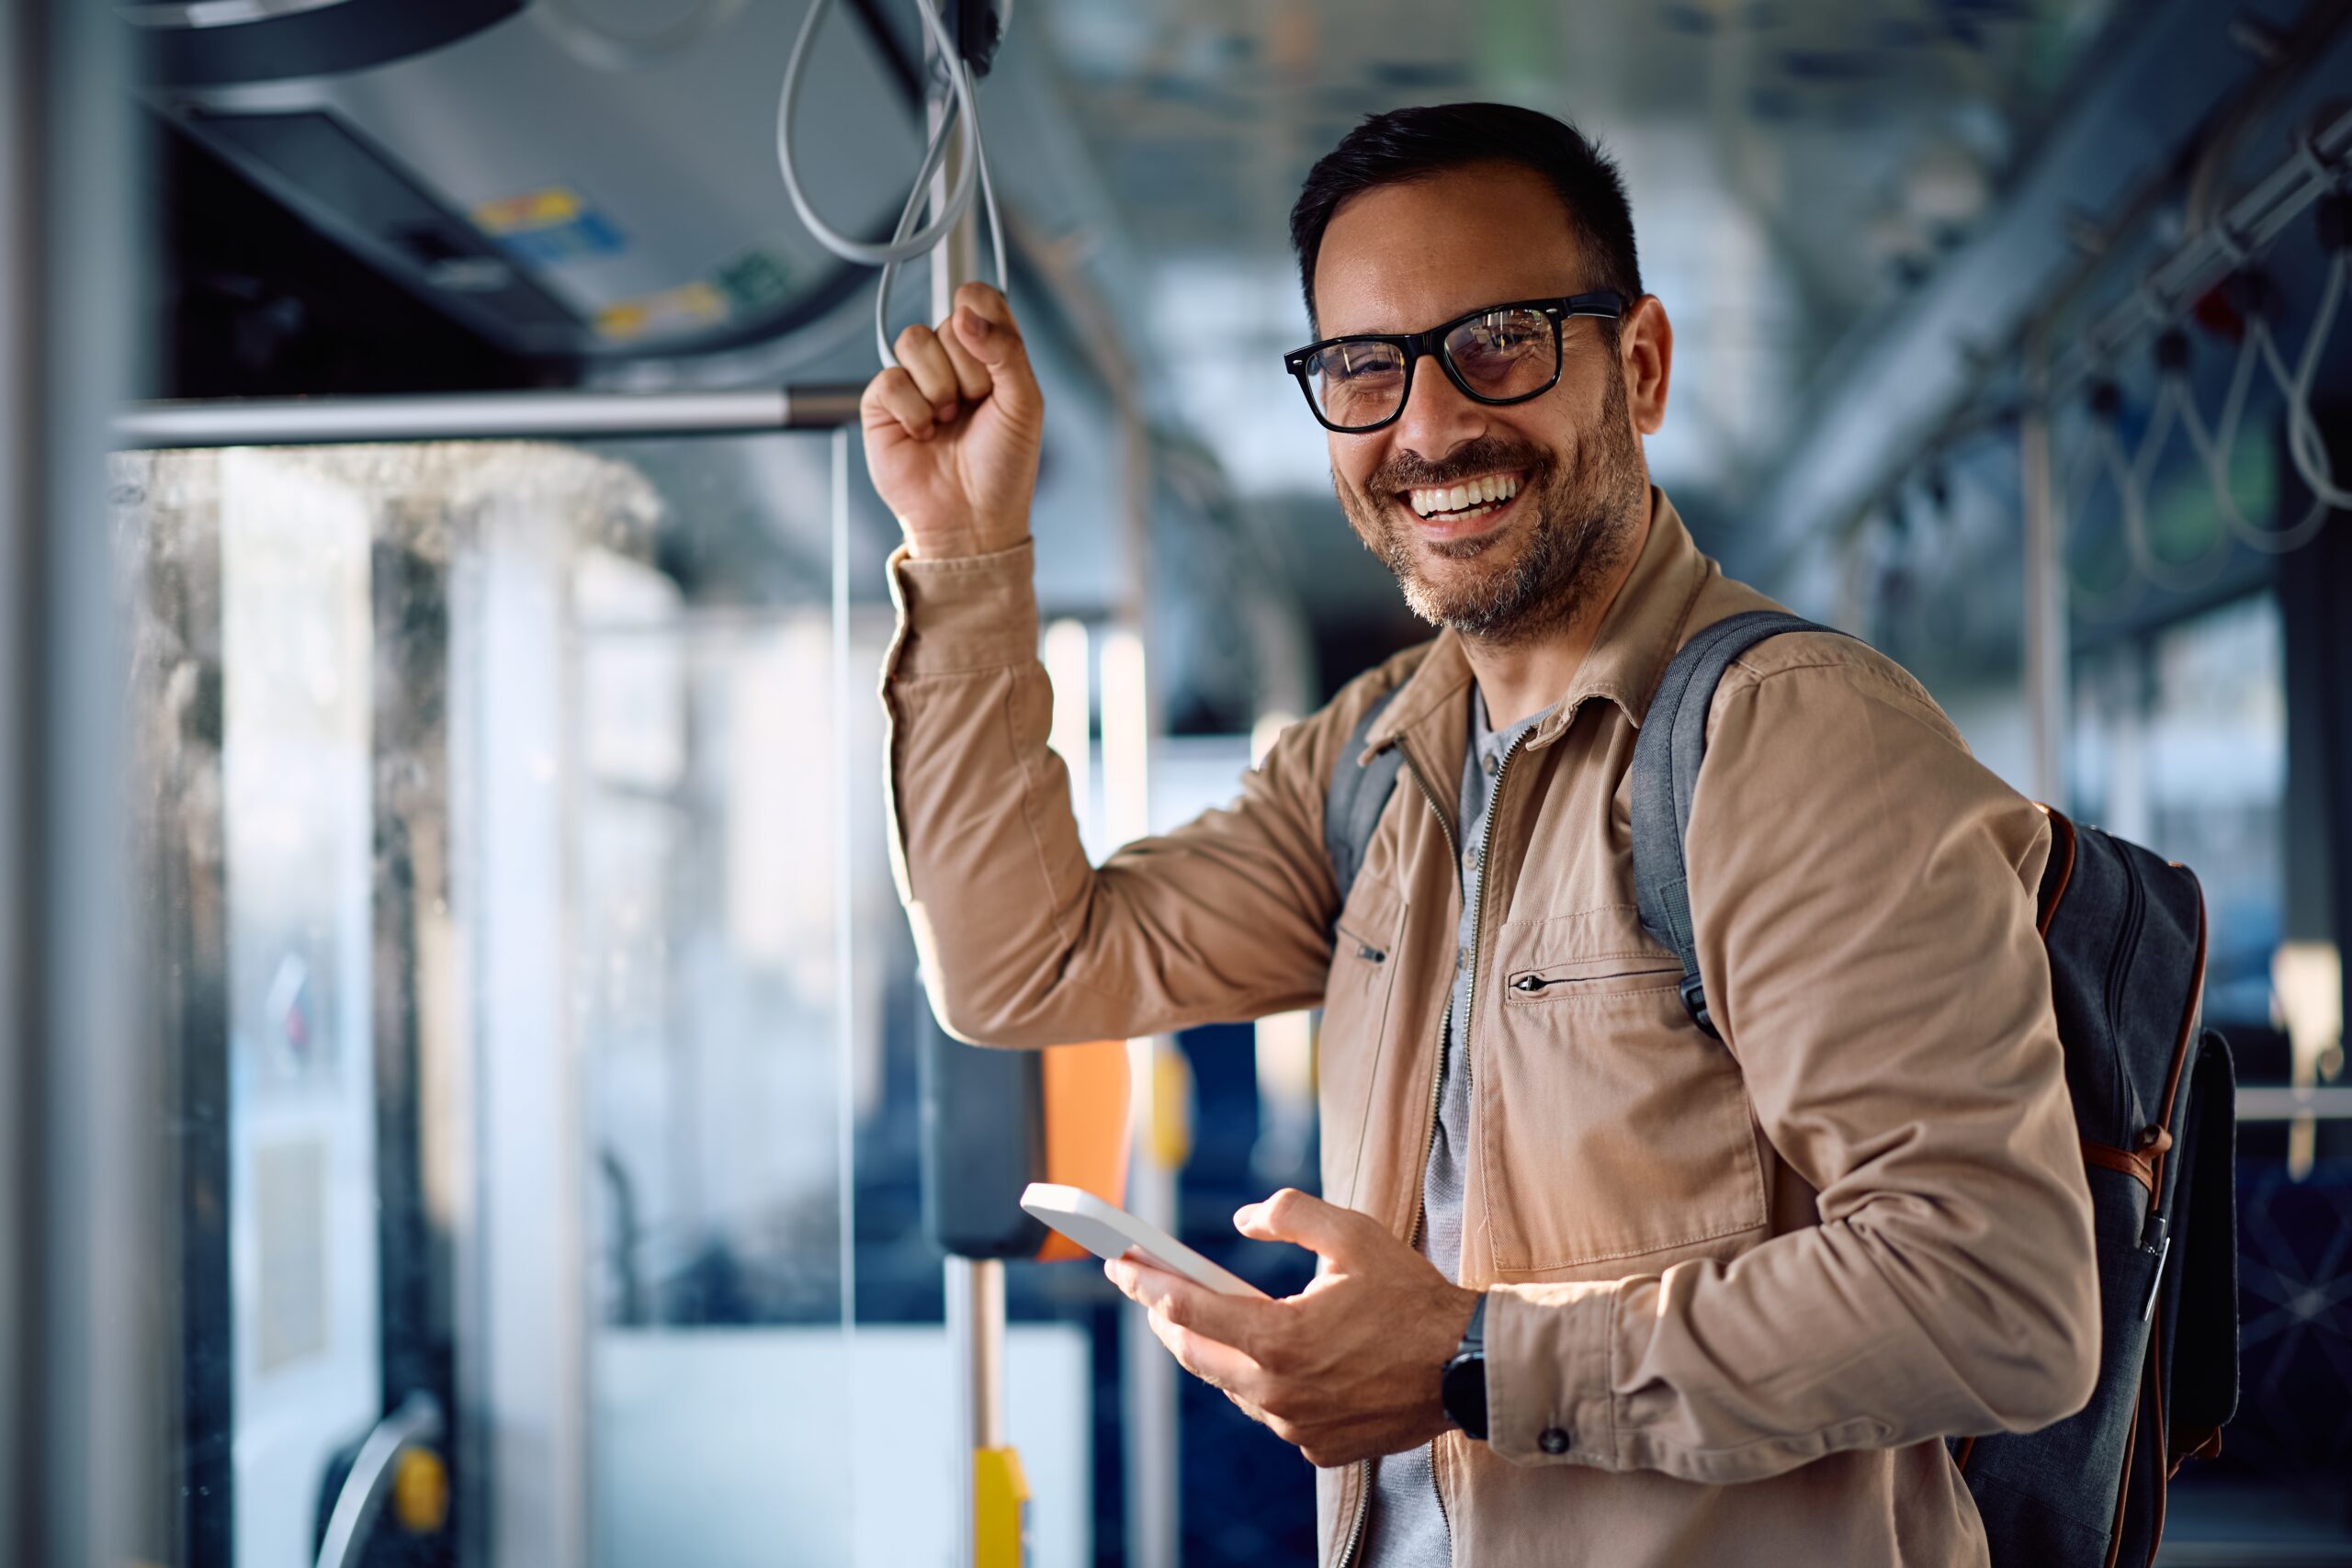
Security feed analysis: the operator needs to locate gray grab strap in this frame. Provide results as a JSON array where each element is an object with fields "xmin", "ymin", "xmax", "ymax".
[{"xmin": 1628, "ymin": 609, "xmax": 1841, "ymax": 1041}]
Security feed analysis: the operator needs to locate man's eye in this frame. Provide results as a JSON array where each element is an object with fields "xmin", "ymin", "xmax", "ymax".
[{"xmin": 1329, "ymin": 346, "xmax": 1399, "ymax": 380}]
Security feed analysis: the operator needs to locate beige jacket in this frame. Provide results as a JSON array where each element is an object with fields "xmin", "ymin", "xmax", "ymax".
[{"xmin": 881, "ymin": 490, "xmax": 2099, "ymax": 1567}]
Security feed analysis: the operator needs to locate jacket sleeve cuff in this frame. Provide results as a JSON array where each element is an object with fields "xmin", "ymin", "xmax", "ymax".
[
  {"xmin": 1486, "ymin": 1281, "xmax": 1620, "ymax": 1470},
  {"xmin": 885, "ymin": 540, "xmax": 1040, "ymax": 676}
]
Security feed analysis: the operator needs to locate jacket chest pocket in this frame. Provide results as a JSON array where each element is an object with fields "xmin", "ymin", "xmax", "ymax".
[
  {"xmin": 1317, "ymin": 877, "xmax": 1406, "ymax": 1213},
  {"xmin": 1479, "ymin": 906, "xmax": 1769, "ymax": 1275}
]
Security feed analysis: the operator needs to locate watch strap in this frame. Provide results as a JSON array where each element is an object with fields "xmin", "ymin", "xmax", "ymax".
[
  {"xmin": 1442, "ymin": 1291, "xmax": 1489, "ymax": 1440},
  {"xmin": 1457, "ymin": 1290, "xmax": 1487, "ymax": 1356}
]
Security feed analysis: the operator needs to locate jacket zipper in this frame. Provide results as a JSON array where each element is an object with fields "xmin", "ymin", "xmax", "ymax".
[
  {"xmin": 1396, "ymin": 747, "xmax": 1460, "ymax": 1255},
  {"xmin": 1457, "ymin": 729, "xmax": 1527, "ymax": 1098},
  {"xmin": 1336, "ymin": 744, "xmax": 1464, "ymax": 1568},
  {"xmin": 1430, "ymin": 1442, "xmax": 1451, "ymax": 1538},
  {"xmin": 1335, "ymin": 1464, "xmax": 1372, "ymax": 1568},
  {"xmin": 1337, "ymin": 732, "xmax": 1526, "ymax": 1568}
]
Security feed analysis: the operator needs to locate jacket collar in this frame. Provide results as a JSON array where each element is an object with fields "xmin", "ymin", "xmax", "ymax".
[{"xmin": 1362, "ymin": 486, "xmax": 1713, "ymax": 759}]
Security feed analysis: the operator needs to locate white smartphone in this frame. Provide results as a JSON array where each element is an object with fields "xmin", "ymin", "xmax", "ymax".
[{"xmin": 1019, "ymin": 1182, "xmax": 1270, "ymax": 1300}]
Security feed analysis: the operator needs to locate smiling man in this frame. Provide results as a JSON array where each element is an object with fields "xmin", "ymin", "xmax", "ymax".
[{"xmin": 864, "ymin": 104, "xmax": 2098, "ymax": 1567}]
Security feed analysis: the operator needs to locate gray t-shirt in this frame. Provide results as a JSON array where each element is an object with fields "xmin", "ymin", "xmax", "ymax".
[{"xmin": 1362, "ymin": 687, "xmax": 1551, "ymax": 1568}]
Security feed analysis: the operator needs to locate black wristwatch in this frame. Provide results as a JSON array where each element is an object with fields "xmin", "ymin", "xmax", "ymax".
[{"xmin": 1441, "ymin": 1291, "xmax": 1488, "ymax": 1440}]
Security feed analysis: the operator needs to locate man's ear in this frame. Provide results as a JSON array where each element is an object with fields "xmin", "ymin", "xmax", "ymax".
[{"xmin": 1622, "ymin": 295, "xmax": 1673, "ymax": 436}]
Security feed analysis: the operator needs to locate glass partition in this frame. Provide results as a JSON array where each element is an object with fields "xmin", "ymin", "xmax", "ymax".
[
  {"xmin": 2069, "ymin": 591, "xmax": 2287, "ymax": 1023},
  {"xmin": 119, "ymin": 434, "xmax": 883, "ymax": 1567}
]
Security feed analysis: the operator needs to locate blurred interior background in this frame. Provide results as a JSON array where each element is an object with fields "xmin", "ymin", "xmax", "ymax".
[{"xmin": 6, "ymin": 0, "xmax": 2352, "ymax": 1563}]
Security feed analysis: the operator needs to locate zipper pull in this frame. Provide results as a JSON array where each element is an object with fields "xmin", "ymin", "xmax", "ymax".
[
  {"xmin": 2141, "ymin": 1232, "xmax": 2172, "ymax": 1323},
  {"xmin": 1511, "ymin": 973, "xmax": 1550, "ymax": 993},
  {"xmin": 1355, "ymin": 942, "xmax": 1386, "ymax": 964}
]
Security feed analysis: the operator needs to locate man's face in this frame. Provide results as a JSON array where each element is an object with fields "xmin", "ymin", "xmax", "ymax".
[{"xmin": 1310, "ymin": 161, "xmax": 1659, "ymax": 644}]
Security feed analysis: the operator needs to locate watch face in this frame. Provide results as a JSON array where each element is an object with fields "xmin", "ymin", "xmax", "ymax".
[{"xmin": 1442, "ymin": 1352, "xmax": 1487, "ymax": 1439}]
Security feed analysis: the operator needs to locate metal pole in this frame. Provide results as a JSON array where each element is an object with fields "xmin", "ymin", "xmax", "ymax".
[
  {"xmin": 1099, "ymin": 626, "xmax": 1180, "ymax": 1568},
  {"xmin": 927, "ymin": 28, "xmax": 980, "ymax": 325},
  {"xmin": 27, "ymin": 0, "xmax": 158, "ymax": 1563},
  {"xmin": 830, "ymin": 423, "xmax": 862, "ymax": 1553},
  {"xmin": 2020, "ymin": 346, "xmax": 2068, "ymax": 806},
  {"xmin": 114, "ymin": 384, "xmax": 863, "ymax": 448},
  {"xmin": 947, "ymin": 1258, "xmax": 1009, "ymax": 1450},
  {"xmin": 923, "ymin": 12, "xmax": 1008, "ymax": 1568},
  {"xmin": 1, "ymin": 1, "xmax": 40, "ymax": 1556}
]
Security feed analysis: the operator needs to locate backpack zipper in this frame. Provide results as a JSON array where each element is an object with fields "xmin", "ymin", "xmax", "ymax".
[
  {"xmin": 2104, "ymin": 851, "xmax": 2147, "ymax": 1085},
  {"xmin": 2103, "ymin": 851, "xmax": 2163, "ymax": 1255}
]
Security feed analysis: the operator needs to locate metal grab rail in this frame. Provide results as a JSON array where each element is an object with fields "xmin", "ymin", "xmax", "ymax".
[
  {"xmin": 114, "ymin": 383, "xmax": 865, "ymax": 448},
  {"xmin": 313, "ymin": 1392, "xmax": 445, "ymax": 1568},
  {"xmin": 2237, "ymin": 1084, "xmax": 2352, "ymax": 1121}
]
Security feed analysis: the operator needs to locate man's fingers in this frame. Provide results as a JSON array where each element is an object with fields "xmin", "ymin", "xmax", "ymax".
[
  {"xmin": 936, "ymin": 310, "xmax": 993, "ymax": 402},
  {"xmin": 952, "ymin": 281, "xmax": 1019, "ymax": 345},
  {"xmin": 1148, "ymin": 1313, "xmax": 1261, "ymax": 1393},
  {"xmin": 1140, "ymin": 1299, "xmax": 1264, "ymax": 1403},
  {"xmin": 950, "ymin": 303, "xmax": 1021, "ymax": 371},
  {"xmin": 1234, "ymin": 1187, "xmax": 1370, "ymax": 1259},
  {"xmin": 892, "ymin": 324, "xmax": 963, "ymax": 418},
  {"xmin": 948, "ymin": 284, "xmax": 1039, "ymax": 412},
  {"xmin": 862, "ymin": 367, "xmax": 936, "ymax": 440},
  {"xmin": 1107, "ymin": 1258, "xmax": 1277, "ymax": 1360}
]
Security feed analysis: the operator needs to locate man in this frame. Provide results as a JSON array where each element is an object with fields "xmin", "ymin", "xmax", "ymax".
[{"xmin": 863, "ymin": 103, "xmax": 2098, "ymax": 1567}]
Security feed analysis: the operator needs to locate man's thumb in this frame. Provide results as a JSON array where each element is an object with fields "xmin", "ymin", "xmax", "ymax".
[{"xmin": 1234, "ymin": 1188, "xmax": 1354, "ymax": 1255}]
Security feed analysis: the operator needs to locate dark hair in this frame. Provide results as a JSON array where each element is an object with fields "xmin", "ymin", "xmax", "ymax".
[{"xmin": 1288, "ymin": 103, "xmax": 1643, "ymax": 328}]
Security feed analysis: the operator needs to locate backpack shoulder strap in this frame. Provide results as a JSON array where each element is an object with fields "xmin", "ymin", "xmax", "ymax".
[
  {"xmin": 1630, "ymin": 609, "xmax": 1842, "ymax": 1040},
  {"xmin": 1324, "ymin": 684, "xmax": 1408, "ymax": 916}
]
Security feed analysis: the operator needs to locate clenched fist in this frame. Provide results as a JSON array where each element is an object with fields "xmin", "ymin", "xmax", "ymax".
[{"xmin": 860, "ymin": 281, "xmax": 1044, "ymax": 560}]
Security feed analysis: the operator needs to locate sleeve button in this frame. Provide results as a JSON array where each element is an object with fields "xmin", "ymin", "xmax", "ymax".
[{"xmin": 1539, "ymin": 1427, "xmax": 1571, "ymax": 1455}]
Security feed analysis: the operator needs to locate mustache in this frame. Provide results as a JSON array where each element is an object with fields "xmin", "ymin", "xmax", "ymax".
[{"xmin": 1367, "ymin": 435, "xmax": 1550, "ymax": 493}]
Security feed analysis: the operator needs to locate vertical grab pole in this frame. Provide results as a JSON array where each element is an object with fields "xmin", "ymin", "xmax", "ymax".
[
  {"xmin": 923, "ymin": 11, "xmax": 1020, "ymax": 1568},
  {"xmin": 2021, "ymin": 344, "xmax": 2068, "ymax": 807},
  {"xmin": 13, "ymin": 2, "xmax": 163, "ymax": 1563},
  {"xmin": 830, "ymin": 424, "xmax": 862, "ymax": 1556},
  {"xmin": 1102, "ymin": 630, "xmax": 1180, "ymax": 1568}
]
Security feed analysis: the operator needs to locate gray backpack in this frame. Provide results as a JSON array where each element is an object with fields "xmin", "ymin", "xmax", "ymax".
[{"xmin": 1324, "ymin": 610, "xmax": 2238, "ymax": 1567}]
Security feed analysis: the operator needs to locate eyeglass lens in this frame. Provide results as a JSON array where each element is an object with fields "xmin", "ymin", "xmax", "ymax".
[{"xmin": 1302, "ymin": 306, "xmax": 1557, "ymax": 429}]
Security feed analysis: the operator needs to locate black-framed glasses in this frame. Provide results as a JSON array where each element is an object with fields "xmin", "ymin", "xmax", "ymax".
[{"xmin": 1282, "ymin": 292, "xmax": 1626, "ymax": 434}]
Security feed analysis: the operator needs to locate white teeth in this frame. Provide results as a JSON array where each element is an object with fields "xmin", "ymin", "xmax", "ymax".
[{"xmin": 1406, "ymin": 473, "xmax": 1521, "ymax": 517}]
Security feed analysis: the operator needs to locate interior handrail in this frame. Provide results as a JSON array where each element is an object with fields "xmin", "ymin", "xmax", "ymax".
[{"xmin": 313, "ymin": 1392, "xmax": 446, "ymax": 1568}]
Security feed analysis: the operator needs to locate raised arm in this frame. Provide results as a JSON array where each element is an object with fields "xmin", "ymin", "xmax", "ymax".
[{"xmin": 865, "ymin": 284, "xmax": 1345, "ymax": 1047}]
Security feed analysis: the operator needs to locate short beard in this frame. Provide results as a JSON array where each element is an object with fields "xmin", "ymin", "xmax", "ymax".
[{"xmin": 1336, "ymin": 375, "xmax": 1648, "ymax": 648}]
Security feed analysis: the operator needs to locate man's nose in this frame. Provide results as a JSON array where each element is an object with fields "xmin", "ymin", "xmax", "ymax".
[{"xmin": 1387, "ymin": 353, "xmax": 1489, "ymax": 463}]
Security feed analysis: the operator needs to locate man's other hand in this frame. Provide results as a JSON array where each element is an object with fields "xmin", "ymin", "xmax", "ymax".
[
  {"xmin": 1103, "ymin": 1188, "xmax": 1479, "ymax": 1469},
  {"xmin": 859, "ymin": 280, "xmax": 1043, "ymax": 561}
]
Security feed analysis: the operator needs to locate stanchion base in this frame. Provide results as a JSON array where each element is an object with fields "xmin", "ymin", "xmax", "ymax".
[{"xmin": 974, "ymin": 1446, "xmax": 1030, "ymax": 1568}]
